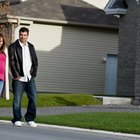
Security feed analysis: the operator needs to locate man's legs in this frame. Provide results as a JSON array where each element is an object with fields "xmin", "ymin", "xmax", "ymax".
[
  {"xmin": 12, "ymin": 80, "xmax": 25, "ymax": 123},
  {"xmin": 24, "ymin": 78, "xmax": 37, "ymax": 122}
]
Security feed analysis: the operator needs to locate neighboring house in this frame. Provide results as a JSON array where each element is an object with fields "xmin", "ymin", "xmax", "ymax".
[
  {"xmin": 105, "ymin": 0, "xmax": 140, "ymax": 103},
  {"xmin": 2, "ymin": 0, "xmax": 119, "ymax": 95}
]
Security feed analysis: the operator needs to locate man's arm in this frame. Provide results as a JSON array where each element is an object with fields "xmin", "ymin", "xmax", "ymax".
[{"xmin": 8, "ymin": 44, "xmax": 20, "ymax": 79}]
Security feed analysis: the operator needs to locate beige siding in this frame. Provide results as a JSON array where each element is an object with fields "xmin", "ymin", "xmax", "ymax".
[{"xmin": 15, "ymin": 24, "xmax": 118, "ymax": 94}]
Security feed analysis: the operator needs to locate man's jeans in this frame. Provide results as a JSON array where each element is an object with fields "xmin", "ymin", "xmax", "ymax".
[
  {"xmin": 12, "ymin": 78, "xmax": 37, "ymax": 123},
  {"xmin": 0, "ymin": 80, "xmax": 4, "ymax": 96}
]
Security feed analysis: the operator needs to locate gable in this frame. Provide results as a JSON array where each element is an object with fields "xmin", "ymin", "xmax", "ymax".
[{"xmin": 104, "ymin": 0, "xmax": 128, "ymax": 15}]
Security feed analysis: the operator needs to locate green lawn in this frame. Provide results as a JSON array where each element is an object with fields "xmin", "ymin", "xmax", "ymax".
[
  {"xmin": 1, "ymin": 112, "xmax": 140, "ymax": 135},
  {"xmin": 36, "ymin": 112, "xmax": 140, "ymax": 134},
  {"xmin": 0, "ymin": 93, "xmax": 101, "ymax": 107}
]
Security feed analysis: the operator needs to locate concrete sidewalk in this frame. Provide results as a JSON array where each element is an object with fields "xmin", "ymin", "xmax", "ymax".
[{"xmin": 1, "ymin": 104, "xmax": 140, "ymax": 116}]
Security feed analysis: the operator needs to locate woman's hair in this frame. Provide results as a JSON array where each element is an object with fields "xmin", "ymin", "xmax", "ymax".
[{"xmin": 0, "ymin": 34, "xmax": 6, "ymax": 53}]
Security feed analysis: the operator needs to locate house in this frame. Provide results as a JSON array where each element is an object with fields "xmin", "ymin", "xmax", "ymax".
[
  {"xmin": 105, "ymin": 0, "xmax": 140, "ymax": 104},
  {"xmin": 2, "ymin": 0, "xmax": 119, "ymax": 95}
]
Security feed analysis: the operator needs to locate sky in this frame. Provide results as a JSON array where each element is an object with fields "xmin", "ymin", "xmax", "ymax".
[{"xmin": 83, "ymin": 0, "xmax": 109, "ymax": 9}]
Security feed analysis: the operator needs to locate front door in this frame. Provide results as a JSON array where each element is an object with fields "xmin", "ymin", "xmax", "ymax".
[{"xmin": 104, "ymin": 54, "xmax": 118, "ymax": 95}]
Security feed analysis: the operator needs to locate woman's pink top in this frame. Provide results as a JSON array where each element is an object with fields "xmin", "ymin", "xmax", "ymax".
[{"xmin": 0, "ymin": 52, "xmax": 6, "ymax": 81}]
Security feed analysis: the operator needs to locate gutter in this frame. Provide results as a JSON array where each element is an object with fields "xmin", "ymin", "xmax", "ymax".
[{"xmin": 2, "ymin": 14, "xmax": 118, "ymax": 30}]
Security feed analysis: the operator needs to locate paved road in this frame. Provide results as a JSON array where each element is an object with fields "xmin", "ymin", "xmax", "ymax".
[
  {"xmin": 0, "ymin": 122, "xmax": 139, "ymax": 140},
  {"xmin": 1, "ymin": 104, "xmax": 140, "ymax": 116}
]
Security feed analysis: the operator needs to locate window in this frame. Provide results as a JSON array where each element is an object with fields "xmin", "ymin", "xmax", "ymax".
[{"xmin": 104, "ymin": 0, "xmax": 127, "ymax": 15}]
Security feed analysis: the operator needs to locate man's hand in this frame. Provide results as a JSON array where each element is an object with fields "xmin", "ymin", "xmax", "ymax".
[{"xmin": 14, "ymin": 76, "xmax": 21, "ymax": 80}]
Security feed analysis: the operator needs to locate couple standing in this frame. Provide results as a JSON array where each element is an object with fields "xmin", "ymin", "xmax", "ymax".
[{"xmin": 0, "ymin": 27, "xmax": 38, "ymax": 127}]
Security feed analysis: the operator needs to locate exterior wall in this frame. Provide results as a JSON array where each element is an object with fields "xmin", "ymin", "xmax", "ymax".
[
  {"xmin": 117, "ymin": 0, "xmax": 140, "ymax": 97},
  {"xmin": 15, "ymin": 23, "xmax": 118, "ymax": 94}
]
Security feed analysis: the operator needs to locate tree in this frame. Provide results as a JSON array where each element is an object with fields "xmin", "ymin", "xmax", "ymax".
[{"xmin": 0, "ymin": 0, "xmax": 12, "ymax": 46}]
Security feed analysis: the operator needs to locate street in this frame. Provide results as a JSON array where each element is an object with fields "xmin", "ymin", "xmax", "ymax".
[{"xmin": 0, "ymin": 122, "xmax": 139, "ymax": 140}]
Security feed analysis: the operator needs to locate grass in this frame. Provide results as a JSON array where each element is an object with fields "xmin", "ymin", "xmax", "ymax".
[
  {"xmin": 36, "ymin": 112, "xmax": 140, "ymax": 134},
  {"xmin": 0, "ymin": 93, "xmax": 101, "ymax": 107},
  {"xmin": 1, "ymin": 112, "xmax": 140, "ymax": 135}
]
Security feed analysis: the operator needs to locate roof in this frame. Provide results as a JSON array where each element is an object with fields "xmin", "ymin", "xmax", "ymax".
[
  {"xmin": 104, "ymin": 0, "xmax": 127, "ymax": 15},
  {"xmin": 9, "ymin": 0, "xmax": 119, "ymax": 28}
]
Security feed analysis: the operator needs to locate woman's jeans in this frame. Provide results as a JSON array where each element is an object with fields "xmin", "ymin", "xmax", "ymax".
[
  {"xmin": 12, "ymin": 78, "xmax": 37, "ymax": 123},
  {"xmin": 0, "ymin": 80, "xmax": 4, "ymax": 96}
]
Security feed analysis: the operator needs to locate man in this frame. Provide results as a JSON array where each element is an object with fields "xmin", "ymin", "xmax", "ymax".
[{"xmin": 8, "ymin": 27, "xmax": 38, "ymax": 127}]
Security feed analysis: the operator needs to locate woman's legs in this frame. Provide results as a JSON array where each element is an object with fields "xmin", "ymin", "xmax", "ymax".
[{"xmin": 0, "ymin": 80, "xmax": 4, "ymax": 96}]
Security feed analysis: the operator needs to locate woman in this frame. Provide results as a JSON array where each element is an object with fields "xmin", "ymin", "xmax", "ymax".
[{"xmin": 0, "ymin": 34, "xmax": 9, "ymax": 100}]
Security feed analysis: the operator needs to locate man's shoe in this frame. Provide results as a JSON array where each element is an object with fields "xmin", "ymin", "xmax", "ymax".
[
  {"xmin": 27, "ymin": 121, "xmax": 37, "ymax": 127},
  {"xmin": 14, "ymin": 121, "xmax": 22, "ymax": 127}
]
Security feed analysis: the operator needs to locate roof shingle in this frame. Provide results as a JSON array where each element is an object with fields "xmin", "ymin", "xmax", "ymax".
[{"xmin": 10, "ymin": 0, "xmax": 119, "ymax": 27}]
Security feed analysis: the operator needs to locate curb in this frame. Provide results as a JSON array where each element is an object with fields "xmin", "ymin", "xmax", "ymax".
[{"xmin": 0, "ymin": 120, "xmax": 140, "ymax": 138}]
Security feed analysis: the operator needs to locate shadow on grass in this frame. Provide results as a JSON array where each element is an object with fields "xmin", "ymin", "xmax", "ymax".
[{"xmin": 54, "ymin": 97, "xmax": 77, "ymax": 106}]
